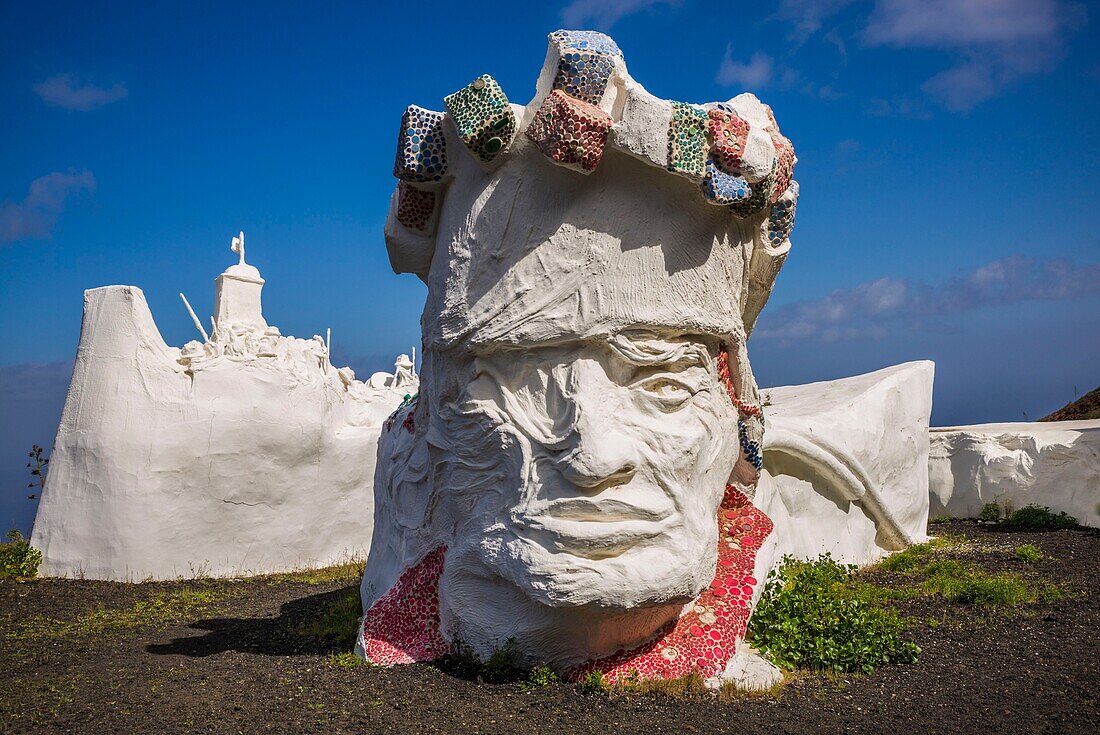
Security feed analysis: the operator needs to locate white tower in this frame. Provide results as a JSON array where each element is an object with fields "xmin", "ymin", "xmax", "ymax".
[{"xmin": 214, "ymin": 231, "xmax": 267, "ymax": 330}]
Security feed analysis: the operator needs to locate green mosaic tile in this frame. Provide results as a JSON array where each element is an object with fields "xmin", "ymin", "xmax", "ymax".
[
  {"xmin": 667, "ymin": 102, "xmax": 708, "ymax": 180},
  {"xmin": 443, "ymin": 74, "xmax": 516, "ymax": 164}
]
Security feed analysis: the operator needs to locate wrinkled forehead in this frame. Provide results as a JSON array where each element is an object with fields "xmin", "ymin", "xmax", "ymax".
[{"xmin": 425, "ymin": 147, "xmax": 754, "ymax": 351}]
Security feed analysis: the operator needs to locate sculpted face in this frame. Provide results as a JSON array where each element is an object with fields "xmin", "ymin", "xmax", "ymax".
[
  {"xmin": 361, "ymin": 29, "xmax": 797, "ymax": 674},
  {"xmin": 442, "ymin": 331, "xmax": 740, "ymax": 611}
]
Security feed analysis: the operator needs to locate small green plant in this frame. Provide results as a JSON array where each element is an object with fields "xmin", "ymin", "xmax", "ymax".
[
  {"xmin": 747, "ymin": 554, "xmax": 920, "ymax": 674},
  {"xmin": 327, "ymin": 652, "xmax": 369, "ymax": 669},
  {"xmin": 1, "ymin": 529, "xmax": 42, "ymax": 579},
  {"xmin": 480, "ymin": 638, "xmax": 525, "ymax": 683},
  {"xmin": 928, "ymin": 515, "xmax": 952, "ymax": 524},
  {"xmin": 1004, "ymin": 505, "xmax": 1079, "ymax": 530},
  {"xmin": 978, "ymin": 503, "xmax": 1001, "ymax": 522},
  {"xmin": 1014, "ymin": 543, "xmax": 1043, "ymax": 563},
  {"xmin": 26, "ymin": 444, "xmax": 49, "ymax": 499},
  {"xmin": 518, "ymin": 665, "xmax": 560, "ymax": 691},
  {"xmin": 575, "ymin": 670, "xmax": 609, "ymax": 695}
]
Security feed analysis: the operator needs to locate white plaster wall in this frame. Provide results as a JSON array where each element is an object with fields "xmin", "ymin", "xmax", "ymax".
[
  {"xmin": 929, "ymin": 421, "xmax": 1100, "ymax": 527},
  {"xmin": 31, "ymin": 285, "xmax": 408, "ymax": 580},
  {"xmin": 758, "ymin": 361, "xmax": 934, "ymax": 566}
]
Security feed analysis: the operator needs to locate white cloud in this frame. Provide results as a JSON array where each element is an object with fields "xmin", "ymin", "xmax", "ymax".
[
  {"xmin": 863, "ymin": 0, "xmax": 1085, "ymax": 111},
  {"xmin": 716, "ymin": 49, "xmax": 774, "ymax": 89},
  {"xmin": 776, "ymin": 0, "xmax": 857, "ymax": 43},
  {"xmin": 863, "ymin": 0, "xmax": 1070, "ymax": 47},
  {"xmin": 754, "ymin": 255, "xmax": 1100, "ymax": 345},
  {"xmin": 560, "ymin": 0, "xmax": 679, "ymax": 30},
  {"xmin": 0, "ymin": 171, "xmax": 97, "ymax": 244},
  {"xmin": 33, "ymin": 75, "xmax": 127, "ymax": 111}
]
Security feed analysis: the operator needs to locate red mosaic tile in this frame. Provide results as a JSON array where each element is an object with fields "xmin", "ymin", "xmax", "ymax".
[
  {"xmin": 360, "ymin": 546, "xmax": 449, "ymax": 665},
  {"xmin": 707, "ymin": 109, "xmax": 750, "ymax": 174},
  {"xmin": 525, "ymin": 89, "xmax": 613, "ymax": 173}
]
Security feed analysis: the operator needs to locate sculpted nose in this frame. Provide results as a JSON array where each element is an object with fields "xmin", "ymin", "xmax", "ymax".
[{"xmin": 556, "ymin": 414, "xmax": 638, "ymax": 489}]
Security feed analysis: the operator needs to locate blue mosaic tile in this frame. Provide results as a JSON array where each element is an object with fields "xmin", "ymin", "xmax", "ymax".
[
  {"xmin": 393, "ymin": 105, "xmax": 448, "ymax": 184},
  {"xmin": 702, "ymin": 158, "xmax": 752, "ymax": 206},
  {"xmin": 550, "ymin": 30, "xmax": 619, "ymax": 105},
  {"xmin": 767, "ymin": 189, "xmax": 797, "ymax": 247},
  {"xmin": 550, "ymin": 30, "xmax": 622, "ymax": 58}
]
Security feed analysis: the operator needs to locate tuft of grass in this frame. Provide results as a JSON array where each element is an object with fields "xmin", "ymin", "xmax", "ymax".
[
  {"xmin": 747, "ymin": 554, "xmax": 920, "ymax": 674},
  {"xmin": 877, "ymin": 534, "xmax": 966, "ymax": 573},
  {"xmin": 929, "ymin": 515, "xmax": 953, "ymax": 524},
  {"xmin": 262, "ymin": 560, "xmax": 365, "ymax": 586},
  {"xmin": 327, "ymin": 652, "xmax": 369, "ymax": 669},
  {"xmin": 1014, "ymin": 543, "xmax": 1043, "ymax": 563},
  {"xmin": 920, "ymin": 561, "xmax": 1032, "ymax": 605},
  {"xmin": 1004, "ymin": 505, "xmax": 1079, "ymax": 530},
  {"xmin": 290, "ymin": 590, "xmax": 361, "ymax": 649},
  {"xmin": 11, "ymin": 587, "xmax": 227, "ymax": 641},
  {"xmin": 0, "ymin": 529, "xmax": 42, "ymax": 579},
  {"xmin": 575, "ymin": 670, "xmax": 610, "ymax": 695}
]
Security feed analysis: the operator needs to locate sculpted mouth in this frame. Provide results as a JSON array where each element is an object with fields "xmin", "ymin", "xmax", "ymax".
[
  {"xmin": 516, "ymin": 494, "xmax": 677, "ymax": 559},
  {"xmin": 543, "ymin": 497, "xmax": 670, "ymax": 523}
]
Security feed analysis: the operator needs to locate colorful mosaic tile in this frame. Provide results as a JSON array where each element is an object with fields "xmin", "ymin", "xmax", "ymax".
[
  {"xmin": 702, "ymin": 158, "xmax": 752, "ymax": 206},
  {"xmin": 729, "ymin": 158, "xmax": 774, "ymax": 218},
  {"xmin": 707, "ymin": 109, "xmax": 750, "ymax": 174},
  {"xmin": 443, "ymin": 74, "xmax": 516, "ymax": 164},
  {"xmin": 737, "ymin": 418, "xmax": 764, "ymax": 471},
  {"xmin": 393, "ymin": 105, "xmax": 448, "ymax": 184},
  {"xmin": 526, "ymin": 89, "xmax": 613, "ymax": 173},
  {"xmin": 550, "ymin": 29, "xmax": 623, "ymax": 57},
  {"xmin": 394, "ymin": 182, "xmax": 438, "ymax": 234},
  {"xmin": 550, "ymin": 30, "xmax": 620, "ymax": 105},
  {"xmin": 667, "ymin": 102, "xmax": 709, "ymax": 180},
  {"xmin": 770, "ymin": 134, "xmax": 795, "ymax": 204},
  {"xmin": 569, "ymin": 485, "xmax": 773, "ymax": 683},
  {"xmin": 767, "ymin": 190, "xmax": 797, "ymax": 248},
  {"xmin": 360, "ymin": 546, "xmax": 450, "ymax": 665},
  {"xmin": 716, "ymin": 345, "xmax": 763, "ymax": 420}
]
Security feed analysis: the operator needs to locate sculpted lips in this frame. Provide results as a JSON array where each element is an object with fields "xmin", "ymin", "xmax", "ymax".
[{"xmin": 517, "ymin": 490, "xmax": 677, "ymax": 559}]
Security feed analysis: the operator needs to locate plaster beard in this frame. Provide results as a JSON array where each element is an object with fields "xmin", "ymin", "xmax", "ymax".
[{"xmin": 429, "ymin": 330, "xmax": 745, "ymax": 665}]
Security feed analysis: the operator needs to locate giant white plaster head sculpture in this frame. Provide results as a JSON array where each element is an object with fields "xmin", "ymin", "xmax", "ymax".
[{"xmin": 359, "ymin": 30, "xmax": 801, "ymax": 682}]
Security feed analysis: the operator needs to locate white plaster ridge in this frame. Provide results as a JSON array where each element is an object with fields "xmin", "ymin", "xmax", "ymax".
[{"xmin": 929, "ymin": 419, "xmax": 1100, "ymax": 526}]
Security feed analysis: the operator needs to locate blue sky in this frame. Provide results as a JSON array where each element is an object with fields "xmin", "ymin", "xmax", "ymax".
[{"xmin": 2, "ymin": 0, "xmax": 1098, "ymax": 534}]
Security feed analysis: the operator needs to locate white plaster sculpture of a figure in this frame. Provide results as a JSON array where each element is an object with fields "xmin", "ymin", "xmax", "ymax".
[
  {"xmin": 357, "ymin": 30, "xmax": 927, "ymax": 685},
  {"xmin": 31, "ymin": 234, "xmax": 416, "ymax": 581},
  {"xmin": 929, "ymin": 420, "xmax": 1100, "ymax": 526}
]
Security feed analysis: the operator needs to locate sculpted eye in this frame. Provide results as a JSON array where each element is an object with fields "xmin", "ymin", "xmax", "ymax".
[{"xmin": 637, "ymin": 375, "xmax": 696, "ymax": 409}]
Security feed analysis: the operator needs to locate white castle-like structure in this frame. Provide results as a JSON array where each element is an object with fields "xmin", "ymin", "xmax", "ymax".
[{"xmin": 31, "ymin": 233, "xmax": 417, "ymax": 581}]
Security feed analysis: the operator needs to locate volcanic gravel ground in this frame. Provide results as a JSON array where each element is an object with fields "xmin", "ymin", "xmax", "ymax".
[{"xmin": 1, "ymin": 521, "xmax": 1097, "ymax": 735}]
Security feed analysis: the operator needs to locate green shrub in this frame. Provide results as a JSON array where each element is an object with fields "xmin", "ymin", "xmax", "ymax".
[
  {"xmin": 1005, "ymin": 505, "xmax": 1079, "ymax": 530},
  {"xmin": 746, "ymin": 554, "xmax": 920, "ymax": 674},
  {"xmin": 0, "ymin": 530, "xmax": 42, "ymax": 579},
  {"xmin": 575, "ymin": 670, "xmax": 609, "ymax": 695},
  {"xmin": 481, "ymin": 638, "xmax": 524, "ymax": 683},
  {"xmin": 978, "ymin": 503, "xmax": 1001, "ymax": 522},
  {"xmin": 1014, "ymin": 544, "xmax": 1043, "ymax": 563},
  {"xmin": 518, "ymin": 665, "xmax": 559, "ymax": 691},
  {"xmin": 929, "ymin": 515, "xmax": 952, "ymax": 524}
]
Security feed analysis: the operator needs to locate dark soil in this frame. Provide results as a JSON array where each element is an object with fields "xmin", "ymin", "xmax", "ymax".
[
  {"xmin": 2, "ymin": 521, "xmax": 1098, "ymax": 735},
  {"xmin": 1042, "ymin": 385, "xmax": 1100, "ymax": 421}
]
